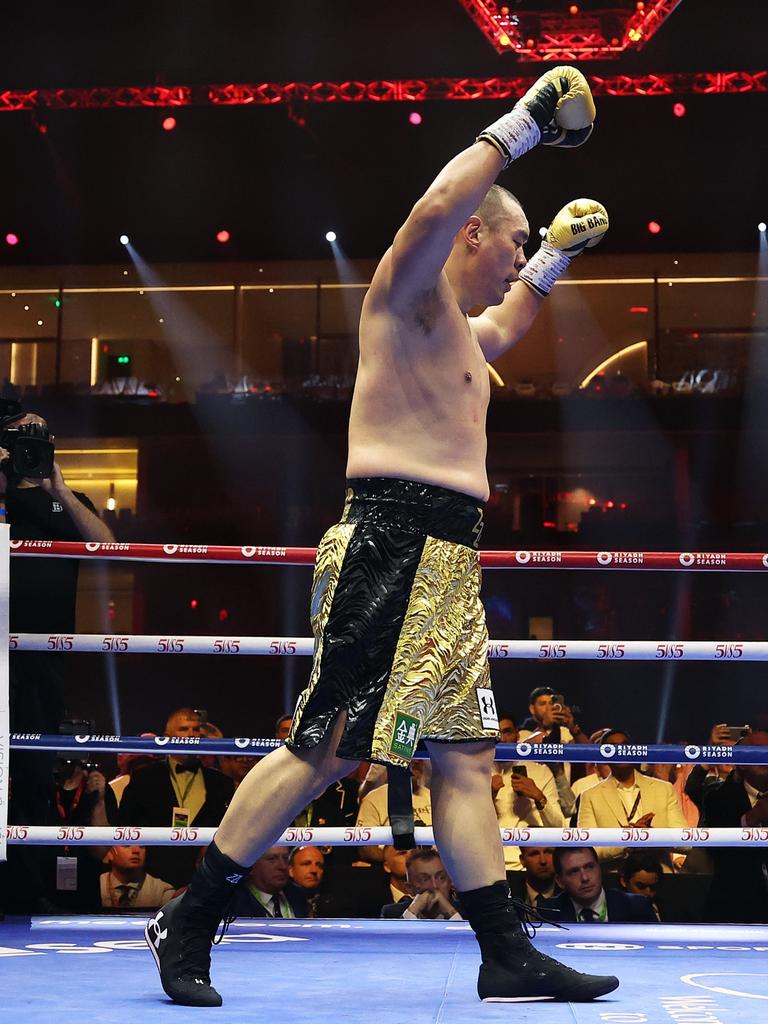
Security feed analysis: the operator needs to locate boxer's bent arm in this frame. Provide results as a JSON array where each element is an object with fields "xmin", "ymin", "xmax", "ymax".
[
  {"xmin": 471, "ymin": 281, "xmax": 543, "ymax": 361},
  {"xmin": 381, "ymin": 142, "xmax": 505, "ymax": 311}
]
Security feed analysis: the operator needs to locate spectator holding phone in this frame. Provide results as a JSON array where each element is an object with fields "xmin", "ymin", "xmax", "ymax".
[{"xmin": 492, "ymin": 715, "xmax": 564, "ymax": 871}]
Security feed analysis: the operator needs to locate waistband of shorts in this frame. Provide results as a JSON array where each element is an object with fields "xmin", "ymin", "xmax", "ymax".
[{"xmin": 344, "ymin": 477, "xmax": 485, "ymax": 549}]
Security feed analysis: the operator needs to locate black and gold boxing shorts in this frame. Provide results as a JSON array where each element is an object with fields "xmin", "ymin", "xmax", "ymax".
[{"xmin": 286, "ymin": 477, "xmax": 500, "ymax": 768}]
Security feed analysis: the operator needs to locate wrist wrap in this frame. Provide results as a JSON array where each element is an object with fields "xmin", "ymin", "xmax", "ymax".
[
  {"xmin": 518, "ymin": 241, "xmax": 571, "ymax": 297},
  {"xmin": 477, "ymin": 107, "xmax": 541, "ymax": 167}
]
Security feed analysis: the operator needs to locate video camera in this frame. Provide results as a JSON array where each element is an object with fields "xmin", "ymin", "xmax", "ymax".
[{"xmin": 0, "ymin": 397, "xmax": 55, "ymax": 481}]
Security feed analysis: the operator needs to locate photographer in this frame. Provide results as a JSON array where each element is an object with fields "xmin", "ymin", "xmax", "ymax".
[
  {"xmin": 0, "ymin": 404, "xmax": 113, "ymax": 912},
  {"xmin": 43, "ymin": 756, "xmax": 111, "ymax": 911}
]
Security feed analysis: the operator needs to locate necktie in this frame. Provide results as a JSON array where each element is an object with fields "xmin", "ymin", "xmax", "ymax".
[
  {"xmin": 580, "ymin": 907, "xmax": 598, "ymax": 923},
  {"xmin": 115, "ymin": 883, "xmax": 135, "ymax": 908},
  {"xmin": 271, "ymin": 895, "xmax": 283, "ymax": 918}
]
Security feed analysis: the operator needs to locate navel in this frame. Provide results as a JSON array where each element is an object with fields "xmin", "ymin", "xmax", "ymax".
[{"xmin": 464, "ymin": 370, "xmax": 473, "ymax": 383}]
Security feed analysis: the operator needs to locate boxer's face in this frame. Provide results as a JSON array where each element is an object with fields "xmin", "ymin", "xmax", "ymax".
[{"xmin": 475, "ymin": 201, "xmax": 529, "ymax": 307}]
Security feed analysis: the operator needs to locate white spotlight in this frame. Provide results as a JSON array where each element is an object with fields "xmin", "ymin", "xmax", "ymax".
[
  {"xmin": 325, "ymin": 231, "xmax": 337, "ymax": 243},
  {"xmin": 119, "ymin": 234, "xmax": 129, "ymax": 245},
  {"xmin": 759, "ymin": 222, "xmax": 767, "ymax": 233},
  {"xmin": 539, "ymin": 226, "xmax": 547, "ymax": 239}
]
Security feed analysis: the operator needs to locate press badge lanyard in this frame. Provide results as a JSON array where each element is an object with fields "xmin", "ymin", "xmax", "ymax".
[
  {"xmin": 623, "ymin": 791, "xmax": 642, "ymax": 824},
  {"xmin": 170, "ymin": 766, "xmax": 197, "ymax": 807},
  {"xmin": 56, "ymin": 777, "xmax": 86, "ymax": 822}
]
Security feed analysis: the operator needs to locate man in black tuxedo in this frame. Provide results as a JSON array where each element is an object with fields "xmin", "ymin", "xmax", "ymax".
[
  {"xmin": 116, "ymin": 708, "xmax": 234, "ymax": 888},
  {"xmin": 702, "ymin": 728, "xmax": 768, "ymax": 923},
  {"xmin": 537, "ymin": 847, "xmax": 656, "ymax": 923}
]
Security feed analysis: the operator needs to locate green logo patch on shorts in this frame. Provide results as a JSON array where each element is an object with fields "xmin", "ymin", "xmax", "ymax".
[{"xmin": 389, "ymin": 711, "xmax": 421, "ymax": 761}]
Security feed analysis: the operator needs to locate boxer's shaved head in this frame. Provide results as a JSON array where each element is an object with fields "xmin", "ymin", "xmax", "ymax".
[{"xmin": 474, "ymin": 184, "xmax": 524, "ymax": 232}]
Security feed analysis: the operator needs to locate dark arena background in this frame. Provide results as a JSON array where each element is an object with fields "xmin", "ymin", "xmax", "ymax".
[{"xmin": 1, "ymin": 4, "xmax": 768, "ymax": 1019}]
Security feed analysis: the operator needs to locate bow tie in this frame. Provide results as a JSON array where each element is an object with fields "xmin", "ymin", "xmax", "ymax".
[{"xmin": 175, "ymin": 761, "xmax": 200, "ymax": 774}]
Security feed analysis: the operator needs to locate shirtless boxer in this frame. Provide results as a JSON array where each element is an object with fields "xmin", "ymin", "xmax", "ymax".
[{"xmin": 145, "ymin": 65, "xmax": 617, "ymax": 1006}]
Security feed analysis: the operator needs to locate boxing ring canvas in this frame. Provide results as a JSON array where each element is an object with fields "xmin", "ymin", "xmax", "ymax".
[{"xmin": 1, "ymin": 917, "xmax": 766, "ymax": 1024}]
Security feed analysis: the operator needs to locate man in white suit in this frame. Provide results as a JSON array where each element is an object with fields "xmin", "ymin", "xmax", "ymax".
[{"xmin": 577, "ymin": 730, "xmax": 686, "ymax": 868}]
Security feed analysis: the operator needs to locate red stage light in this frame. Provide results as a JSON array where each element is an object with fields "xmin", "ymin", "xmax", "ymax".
[
  {"xmin": 588, "ymin": 497, "xmax": 597, "ymax": 506},
  {"xmin": 216, "ymin": 229, "xmax": 231, "ymax": 243},
  {"xmin": 629, "ymin": 306, "xmax": 649, "ymax": 313},
  {"xmin": 569, "ymin": 4, "xmax": 579, "ymax": 14},
  {"xmin": 408, "ymin": 111, "xmax": 422, "ymax": 125},
  {"xmin": 162, "ymin": 116, "xmax": 177, "ymax": 131},
  {"xmin": 648, "ymin": 221, "xmax": 661, "ymax": 234},
  {"xmin": 620, "ymin": 502, "xmax": 628, "ymax": 510},
  {"xmin": 5, "ymin": 233, "xmax": 19, "ymax": 246},
  {"xmin": 606, "ymin": 500, "xmax": 615, "ymax": 509},
  {"xmin": 673, "ymin": 102, "xmax": 686, "ymax": 117},
  {"xmin": 218, "ymin": 608, "xmax": 229, "ymax": 622},
  {"xmin": 190, "ymin": 599, "xmax": 198, "ymax": 609}
]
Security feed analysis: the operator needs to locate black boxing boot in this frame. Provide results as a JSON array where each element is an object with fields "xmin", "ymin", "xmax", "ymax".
[
  {"xmin": 460, "ymin": 880, "xmax": 620, "ymax": 1002},
  {"xmin": 145, "ymin": 840, "xmax": 247, "ymax": 1007}
]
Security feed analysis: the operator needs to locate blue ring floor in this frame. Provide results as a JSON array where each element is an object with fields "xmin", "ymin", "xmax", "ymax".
[{"xmin": 2, "ymin": 917, "xmax": 767, "ymax": 1024}]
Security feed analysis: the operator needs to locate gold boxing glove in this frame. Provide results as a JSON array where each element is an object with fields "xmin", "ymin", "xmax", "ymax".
[
  {"xmin": 477, "ymin": 66, "xmax": 596, "ymax": 166},
  {"xmin": 519, "ymin": 199, "xmax": 609, "ymax": 297}
]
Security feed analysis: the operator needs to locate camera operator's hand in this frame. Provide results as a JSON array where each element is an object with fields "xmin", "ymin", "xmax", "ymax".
[
  {"xmin": 491, "ymin": 772, "xmax": 505, "ymax": 796},
  {"xmin": 34, "ymin": 461, "xmax": 68, "ymax": 498}
]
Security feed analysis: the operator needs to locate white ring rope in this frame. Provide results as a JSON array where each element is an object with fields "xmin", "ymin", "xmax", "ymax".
[
  {"xmin": 8, "ymin": 634, "xmax": 763, "ymax": 661},
  {"xmin": 3, "ymin": 825, "xmax": 766, "ymax": 848}
]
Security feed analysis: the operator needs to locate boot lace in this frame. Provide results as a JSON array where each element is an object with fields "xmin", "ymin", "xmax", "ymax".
[{"xmin": 509, "ymin": 896, "xmax": 568, "ymax": 939}]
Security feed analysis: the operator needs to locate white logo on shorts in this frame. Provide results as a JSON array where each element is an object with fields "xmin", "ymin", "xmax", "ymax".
[{"xmin": 476, "ymin": 688, "xmax": 499, "ymax": 730}]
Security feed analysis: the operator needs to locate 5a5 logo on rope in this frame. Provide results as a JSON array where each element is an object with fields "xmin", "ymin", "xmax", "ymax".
[
  {"xmin": 157, "ymin": 638, "xmax": 185, "ymax": 652},
  {"xmin": 344, "ymin": 827, "xmax": 372, "ymax": 843},
  {"xmin": 113, "ymin": 827, "xmax": 142, "ymax": 842},
  {"xmin": 269, "ymin": 640, "xmax": 297, "ymax": 655},
  {"xmin": 170, "ymin": 828, "xmax": 199, "ymax": 842},
  {"xmin": 102, "ymin": 636, "xmax": 129, "ymax": 652},
  {"xmin": 47, "ymin": 635, "xmax": 74, "ymax": 650}
]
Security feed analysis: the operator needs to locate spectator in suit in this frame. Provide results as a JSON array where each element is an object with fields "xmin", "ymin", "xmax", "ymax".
[
  {"xmin": 116, "ymin": 708, "xmax": 235, "ymax": 888},
  {"xmin": 702, "ymin": 728, "xmax": 768, "ymax": 923},
  {"xmin": 381, "ymin": 848, "xmax": 461, "ymax": 920},
  {"xmin": 577, "ymin": 729, "xmax": 686, "ymax": 868},
  {"xmin": 538, "ymin": 848, "xmax": 657, "ymax": 923},
  {"xmin": 289, "ymin": 846, "xmax": 325, "ymax": 893},
  {"xmin": 618, "ymin": 852, "xmax": 662, "ymax": 920},
  {"xmin": 508, "ymin": 846, "xmax": 560, "ymax": 908},
  {"xmin": 100, "ymin": 846, "xmax": 175, "ymax": 910},
  {"xmin": 109, "ymin": 734, "xmax": 159, "ymax": 807},
  {"xmin": 234, "ymin": 846, "xmax": 309, "ymax": 918}
]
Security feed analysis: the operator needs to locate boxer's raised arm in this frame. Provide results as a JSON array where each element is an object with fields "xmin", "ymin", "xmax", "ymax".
[{"xmin": 378, "ymin": 67, "xmax": 596, "ymax": 313}]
